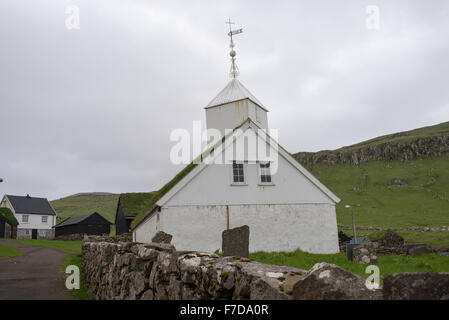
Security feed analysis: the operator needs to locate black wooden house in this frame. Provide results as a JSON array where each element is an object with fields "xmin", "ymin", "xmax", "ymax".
[
  {"xmin": 54, "ymin": 212, "xmax": 111, "ymax": 237},
  {"xmin": 115, "ymin": 192, "xmax": 154, "ymax": 235}
]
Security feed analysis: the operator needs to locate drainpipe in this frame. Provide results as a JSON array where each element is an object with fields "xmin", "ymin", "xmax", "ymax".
[{"xmin": 226, "ymin": 205, "xmax": 229, "ymax": 230}]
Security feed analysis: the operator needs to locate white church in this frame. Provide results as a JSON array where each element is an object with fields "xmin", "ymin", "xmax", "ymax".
[{"xmin": 133, "ymin": 24, "xmax": 340, "ymax": 254}]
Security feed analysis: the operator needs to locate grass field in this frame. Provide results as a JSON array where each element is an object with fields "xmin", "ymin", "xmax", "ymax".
[
  {"xmin": 0, "ymin": 242, "xmax": 22, "ymax": 258},
  {"xmin": 304, "ymin": 156, "xmax": 449, "ymax": 228},
  {"xmin": 250, "ymin": 250, "xmax": 449, "ymax": 282},
  {"xmin": 51, "ymin": 193, "xmax": 119, "ymax": 223}
]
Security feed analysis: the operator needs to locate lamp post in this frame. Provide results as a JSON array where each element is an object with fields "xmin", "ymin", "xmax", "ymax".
[{"xmin": 345, "ymin": 204, "xmax": 358, "ymax": 244}]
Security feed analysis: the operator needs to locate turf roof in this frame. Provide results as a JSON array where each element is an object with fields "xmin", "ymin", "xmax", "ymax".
[
  {"xmin": 0, "ymin": 207, "xmax": 19, "ymax": 225},
  {"xmin": 121, "ymin": 192, "xmax": 156, "ymax": 217}
]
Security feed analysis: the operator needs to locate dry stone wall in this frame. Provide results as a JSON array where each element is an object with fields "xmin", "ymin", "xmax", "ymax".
[
  {"xmin": 82, "ymin": 236, "xmax": 307, "ymax": 300},
  {"xmin": 82, "ymin": 236, "xmax": 449, "ymax": 300}
]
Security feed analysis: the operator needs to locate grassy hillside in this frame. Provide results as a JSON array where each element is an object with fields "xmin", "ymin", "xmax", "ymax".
[
  {"xmin": 305, "ymin": 156, "xmax": 449, "ymax": 228},
  {"xmin": 51, "ymin": 193, "xmax": 119, "ymax": 223},
  {"xmin": 338, "ymin": 121, "xmax": 449, "ymax": 151}
]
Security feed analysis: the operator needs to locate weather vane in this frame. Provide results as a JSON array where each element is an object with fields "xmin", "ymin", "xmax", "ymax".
[{"xmin": 226, "ymin": 18, "xmax": 243, "ymax": 79}]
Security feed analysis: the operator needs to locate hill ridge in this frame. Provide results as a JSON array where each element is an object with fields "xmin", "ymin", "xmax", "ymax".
[{"xmin": 294, "ymin": 121, "xmax": 449, "ymax": 165}]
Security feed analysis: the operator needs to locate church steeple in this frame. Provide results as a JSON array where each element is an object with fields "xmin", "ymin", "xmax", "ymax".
[{"xmin": 204, "ymin": 20, "xmax": 268, "ymax": 135}]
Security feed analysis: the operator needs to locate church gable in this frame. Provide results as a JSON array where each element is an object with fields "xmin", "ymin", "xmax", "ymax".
[{"xmin": 161, "ymin": 121, "xmax": 339, "ymax": 207}]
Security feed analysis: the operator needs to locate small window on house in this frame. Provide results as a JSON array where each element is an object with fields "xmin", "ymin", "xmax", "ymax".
[
  {"xmin": 22, "ymin": 215, "xmax": 29, "ymax": 223},
  {"xmin": 259, "ymin": 162, "xmax": 272, "ymax": 184},
  {"xmin": 42, "ymin": 216, "xmax": 48, "ymax": 224},
  {"xmin": 25, "ymin": 229, "xmax": 30, "ymax": 235},
  {"xmin": 232, "ymin": 161, "xmax": 245, "ymax": 183}
]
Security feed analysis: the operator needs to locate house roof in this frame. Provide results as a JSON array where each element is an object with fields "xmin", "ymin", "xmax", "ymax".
[
  {"xmin": 0, "ymin": 207, "xmax": 19, "ymax": 225},
  {"xmin": 6, "ymin": 195, "xmax": 57, "ymax": 216},
  {"xmin": 131, "ymin": 118, "xmax": 340, "ymax": 230},
  {"xmin": 54, "ymin": 212, "xmax": 110, "ymax": 228},
  {"xmin": 205, "ymin": 78, "xmax": 268, "ymax": 111},
  {"xmin": 120, "ymin": 192, "xmax": 156, "ymax": 217}
]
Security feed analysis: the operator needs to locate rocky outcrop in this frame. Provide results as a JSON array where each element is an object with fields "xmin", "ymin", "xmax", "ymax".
[
  {"xmin": 383, "ymin": 273, "xmax": 449, "ymax": 300},
  {"xmin": 292, "ymin": 263, "xmax": 381, "ymax": 300},
  {"xmin": 294, "ymin": 135, "xmax": 449, "ymax": 166}
]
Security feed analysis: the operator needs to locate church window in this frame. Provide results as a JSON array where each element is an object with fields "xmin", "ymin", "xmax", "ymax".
[
  {"xmin": 232, "ymin": 161, "xmax": 245, "ymax": 183},
  {"xmin": 259, "ymin": 162, "xmax": 272, "ymax": 184}
]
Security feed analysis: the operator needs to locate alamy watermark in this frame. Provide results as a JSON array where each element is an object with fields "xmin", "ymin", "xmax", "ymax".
[
  {"xmin": 365, "ymin": 265, "xmax": 380, "ymax": 290},
  {"xmin": 366, "ymin": 5, "xmax": 380, "ymax": 30},
  {"xmin": 65, "ymin": 5, "xmax": 80, "ymax": 30},
  {"xmin": 65, "ymin": 265, "xmax": 80, "ymax": 290},
  {"xmin": 169, "ymin": 121, "xmax": 280, "ymax": 174}
]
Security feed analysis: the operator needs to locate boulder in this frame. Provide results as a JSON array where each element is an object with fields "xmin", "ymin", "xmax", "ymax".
[
  {"xmin": 408, "ymin": 245, "xmax": 431, "ymax": 257},
  {"xmin": 383, "ymin": 273, "xmax": 449, "ymax": 300},
  {"xmin": 292, "ymin": 263, "xmax": 381, "ymax": 300},
  {"xmin": 222, "ymin": 225, "xmax": 249, "ymax": 258},
  {"xmin": 151, "ymin": 231, "xmax": 173, "ymax": 244}
]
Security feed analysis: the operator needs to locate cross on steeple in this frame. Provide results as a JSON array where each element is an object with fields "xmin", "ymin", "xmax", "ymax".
[{"xmin": 225, "ymin": 19, "xmax": 243, "ymax": 79}]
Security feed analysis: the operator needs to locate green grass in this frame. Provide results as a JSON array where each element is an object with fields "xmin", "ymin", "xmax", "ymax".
[
  {"xmin": 0, "ymin": 242, "xmax": 22, "ymax": 258},
  {"xmin": 51, "ymin": 193, "xmax": 119, "ymax": 223},
  {"xmin": 61, "ymin": 253, "xmax": 90, "ymax": 300},
  {"xmin": 304, "ymin": 156, "xmax": 449, "ymax": 228},
  {"xmin": 6, "ymin": 239, "xmax": 82, "ymax": 253},
  {"xmin": 250, "ymin": 250, "xmax": 449, "ymax": 282}
]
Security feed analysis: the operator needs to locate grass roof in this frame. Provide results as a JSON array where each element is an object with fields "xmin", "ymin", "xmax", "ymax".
[
  {"xmin": 0, "ymin": 207, "xmax": 19, "ymax": 225},
  {"xmin": 121, "ymin": 192, "xmax": 156, "ymax": 217}
]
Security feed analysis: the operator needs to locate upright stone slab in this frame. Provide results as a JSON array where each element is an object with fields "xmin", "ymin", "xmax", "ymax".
[
  {"xmin": 151, "ymin": 231, "xmax": 173, "ymax": 244},
  {"xmin": 222, "ymin": 225, "xmax": 249, "ymax": 258}
]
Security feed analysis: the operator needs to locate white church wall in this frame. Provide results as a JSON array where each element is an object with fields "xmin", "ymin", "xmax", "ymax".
[
  {"xmin": 134, "ymin": 203, "xmax": 339, "ymax": 254},
  {"xmin": 205, "ymin": 99, "xmax": 268, "ymax": 135},
  {"xmin": 164, "ymin": 148, "xmax": 334, "ymax": 207}
]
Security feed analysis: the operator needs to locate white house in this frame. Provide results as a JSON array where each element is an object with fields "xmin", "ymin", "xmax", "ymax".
[
  {"xmin": 0, "ymin": 194, "xmax": 57, "ymax": 239},
  {"xmin": 132, "ymin": 31, "xmax": 340, "ymax": 253}
]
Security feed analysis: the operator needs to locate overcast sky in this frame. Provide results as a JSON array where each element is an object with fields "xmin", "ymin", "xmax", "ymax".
[{"xmin": 1, "ymin": 0, "xmax": 448, "ymax": 200}]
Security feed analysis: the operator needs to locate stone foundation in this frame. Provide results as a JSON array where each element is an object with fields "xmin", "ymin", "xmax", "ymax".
[{"xmin": 17, "ymin": 228, "xmax": 54, "ymax": 239}]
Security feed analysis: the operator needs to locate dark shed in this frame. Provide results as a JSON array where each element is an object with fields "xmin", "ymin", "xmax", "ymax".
[
  {"xmin": 115, "ymin": 192, "xmax": 154, "ymax": 235},
  {"xmin": 54, "ymin": 212, "xmax": 111, "ymax": 237},
  {"xmin": 0, "ymin": 207, "xmax": 18, "ymax": 239}
]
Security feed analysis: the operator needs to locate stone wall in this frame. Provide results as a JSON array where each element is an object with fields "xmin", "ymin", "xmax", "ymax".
[
  {"xmin": 82, "ymin": 236, "xmax": 308, "ymax": 300},
  {"xmin": 82, "ymin": 236, "xmax": 449, "ymax": 300}
]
